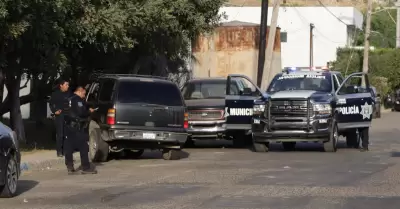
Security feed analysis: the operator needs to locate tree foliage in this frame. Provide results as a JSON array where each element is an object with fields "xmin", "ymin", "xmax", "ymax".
[
  {"xmin": 332, "ymin": 48, "xmax": 400, "ymax": 97},
  {"xmin": 0, "ymin": 0, "xmax": 226, "ymax": 142},
  {"xmin": 355, "ymin": 9, "xmax": 396, "ymax": 48}
]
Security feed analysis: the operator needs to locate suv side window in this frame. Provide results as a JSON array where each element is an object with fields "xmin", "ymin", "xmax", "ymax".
[
  {"xmin": 99, "ymin": 80, "xmax": 115, "ymax": 102},
  {"xmin": 87, "ymin": 82, "xmax": 100, "ymax": 102},
  {"xmin": 227, "ymin": 80, "xmax": 241, "ymax": 96}
]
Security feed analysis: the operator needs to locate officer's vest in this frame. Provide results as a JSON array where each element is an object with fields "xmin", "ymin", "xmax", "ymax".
[{"xmin": 65, "ymin": 95, "xmax": 79, "ymax": 121}]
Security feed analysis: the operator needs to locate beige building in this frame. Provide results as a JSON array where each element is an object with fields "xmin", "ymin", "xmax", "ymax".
[{"xmin": 191, "ymin": 21, "xmax": 281, "ymax": 84}]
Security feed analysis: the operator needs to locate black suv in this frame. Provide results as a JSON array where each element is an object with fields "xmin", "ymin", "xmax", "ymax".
[{"xmin": 85, "ymin": 74, "xmax": 188, "ymax": 161}]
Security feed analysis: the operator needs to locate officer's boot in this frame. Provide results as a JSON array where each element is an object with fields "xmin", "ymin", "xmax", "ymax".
[
  {"xmin": 67, "ymin": 165, "xmax": 76, "ymax": 175},
  {"xmin": 81, "ymin": 164, "xmax": 98, "ymax": 175},
  {"xmin": 360, "ymin": 146, "xmax": 369, "ymax": 152}
]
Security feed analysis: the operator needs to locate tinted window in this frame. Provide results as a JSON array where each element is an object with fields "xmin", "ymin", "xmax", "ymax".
[
  {"xmin": 182, "ymin": 80, "xmax": 240, "ymax": 99},
  {"xmin": 117, "ymin": 81, "xmax": 182, "ymax": 106},
  {"xmin": 267, "ymin": 73, "xmax": 332, "ymax": 93},
  {"xmin": 87, "ymin": 82, "xmax": 100, "ymax": 102},
  {"xmin": 99, "ymin": 80, "xmax": 115, "ymax": 101}
]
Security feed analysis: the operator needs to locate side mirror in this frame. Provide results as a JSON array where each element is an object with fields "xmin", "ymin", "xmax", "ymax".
[
  {"xmin": 241, "ymin": 87, "xmax": 253, "ymax": 95},
  {"xmin": 376, "ymin": 93, "xmax": 381, "ymax": 97}
]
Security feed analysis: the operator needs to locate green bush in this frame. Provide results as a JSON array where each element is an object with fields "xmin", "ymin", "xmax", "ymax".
[{"xmin": 332, "ymin": 48, "xmax": 400, "ymax": 97}]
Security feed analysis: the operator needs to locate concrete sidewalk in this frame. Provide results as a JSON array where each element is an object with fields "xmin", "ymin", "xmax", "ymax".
[{"xmin": 21, "ymin": 151, "xmax": 81, "ymax": 172}]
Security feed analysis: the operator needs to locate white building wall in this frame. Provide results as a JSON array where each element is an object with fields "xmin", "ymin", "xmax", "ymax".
[
  {"xmin": 2, "ymin": 78, "xmax": 31, "ymax": 119},
  {"xmin": 219, "ymin": 6, "xmax": 363, "ymax": 68}
]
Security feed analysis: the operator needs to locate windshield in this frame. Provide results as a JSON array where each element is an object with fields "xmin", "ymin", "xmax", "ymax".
[
  {"xmin": 182, "ymin": 80, "xmax": 228, "ymax": 99},
  {"xmin": 267, "ymin": 74, "xmax": 332, "ymax": 92}
]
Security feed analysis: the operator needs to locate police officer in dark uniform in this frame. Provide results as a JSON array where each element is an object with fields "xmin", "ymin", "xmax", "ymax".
[
  {"xmin": 64, "ymin": 86, "xmax": 97, "ymax": 175},
  {"xmin": 49, "ymin": 79, "xmax": 70, "ymax": 157}
]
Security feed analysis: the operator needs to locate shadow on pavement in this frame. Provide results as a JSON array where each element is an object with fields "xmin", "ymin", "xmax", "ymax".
[
  {"xmin": 16, "ymin": 180, "xmax": 39, "ymax": 196},
  {"xmin": 112, "ymin": 150, "xmax": 190, "ymax": 161}
]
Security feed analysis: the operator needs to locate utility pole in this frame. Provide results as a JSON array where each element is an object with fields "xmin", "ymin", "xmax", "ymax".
[
  {"xmin": 362, "ymin": 0, "xmax": 373, "ymax": 85},
  {"xmin": 396, "ymin": 0, "xmax": 400, "ymax": 48},
  {"xmin": 309, "ymin": 23, "xmax": 315, "ymax": 69},
  {"xmin": 261, "ymin": 0, "xmax": 281, "ymax": 91},
  {"xmin": 256, "ymin": 0, "xmax": 269, "ymax": 87}
]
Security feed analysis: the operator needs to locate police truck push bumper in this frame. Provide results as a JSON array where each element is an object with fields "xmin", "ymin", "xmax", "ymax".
[
  {"xmin": 252, "ymin": 99, "xmax": 333, "ymax": 143},
  {"xmin": 252, "ymin": 117, "xmax": 332, "ymax": 143}
]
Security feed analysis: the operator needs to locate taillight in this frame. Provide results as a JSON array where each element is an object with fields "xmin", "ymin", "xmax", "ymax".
[
  {"xmin": 107, "ymin": 108, "xmax": 116, "ymax": 125},
  {"xmin": 183, "ymin": 112, "xmax": 189, "ymax": 129}
]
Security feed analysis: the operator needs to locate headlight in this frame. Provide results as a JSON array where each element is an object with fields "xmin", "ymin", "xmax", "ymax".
[
  {"xmin": 313, "ymin": 103, "xmax": 331, "ymax": 114},
  {"xmin": 396, "ymin": 101, "xmax": 399, "ymax": 104},
  {"xmin": 253, "ymin": 104, "xmax": 265, "ymax": 114}
]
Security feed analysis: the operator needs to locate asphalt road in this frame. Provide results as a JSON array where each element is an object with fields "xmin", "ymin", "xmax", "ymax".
[{"xmin": 2, "ymin": 112, "xmax": 400, "ymax": 209}]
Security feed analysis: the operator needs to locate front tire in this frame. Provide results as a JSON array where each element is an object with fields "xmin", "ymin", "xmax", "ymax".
[
  {"xmin": 0, "ymin": 155, "xmax": 18, "ymax": 198},
  {"xmin": 231, "ymin": 132, "xmax": 252, "ymax": 148},
  {"xmin": 89, "ymin": 128, "xmax": 109, "ymax": 163},
  {"xmin": 323, "ymin": 121, "xmax": 338, "ymax": 152}
]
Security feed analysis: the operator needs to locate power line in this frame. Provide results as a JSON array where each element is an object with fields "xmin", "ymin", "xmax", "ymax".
[
  {"xmin": 317, "ymin": 0, "xmax": 348, "ymax": 26},
  {"xmin": 386, "ymin": 9, "xmax": 396, "ymax": 24},
  {"xmin": 231, "ymin": 0, "xmax": 249, "ymax": 20}
]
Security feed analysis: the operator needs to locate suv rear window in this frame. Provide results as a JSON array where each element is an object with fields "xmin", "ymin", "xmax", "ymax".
[{"xmin": 117, "ymin": 80, "xmax": 183, "ymax": 106}]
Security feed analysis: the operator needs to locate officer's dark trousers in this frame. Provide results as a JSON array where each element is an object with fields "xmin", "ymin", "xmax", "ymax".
[
  {"xmin": 54, "ymin": 115, "xmax": 64, "ymax": 155},
  {"xmin": 64, "ymin": 126, "xmax": 90, "ymax": 170}
]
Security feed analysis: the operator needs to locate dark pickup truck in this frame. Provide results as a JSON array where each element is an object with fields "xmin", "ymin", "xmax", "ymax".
[{"xmin": 183, "ymin": 76, "xmax": 263, "ymax": 147}]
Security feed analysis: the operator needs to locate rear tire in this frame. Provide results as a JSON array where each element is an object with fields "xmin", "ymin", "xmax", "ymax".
[
  {"xmin": 0, "ymin": 155, "xmax": 18, "ymax": 198},
  {"xmin": 89, "ymin": 128, "xmax": 109, "ymax": 163},
  {"xmin": 162, "ymin": 149, "xmax": 180, "ymax": 160},
  {"xmin": 323, "ymin": 120, "xmax": 338, "ymax": 152},
  {"xmin": 282, "ymin": 142, "xmax": 296, "ymax": 151}
]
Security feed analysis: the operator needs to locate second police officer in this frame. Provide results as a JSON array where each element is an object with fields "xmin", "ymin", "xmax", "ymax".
[
  {"xmin": 49, "ymin": 79, "xmax": 71, "ymax": 157},
  {"xmin": 64, "ymin": 86, "xmax": 97, "ymax": 175}
]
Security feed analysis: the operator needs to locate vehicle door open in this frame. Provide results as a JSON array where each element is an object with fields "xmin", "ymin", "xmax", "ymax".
[
  {"xmin": 334, "ymin": 72, "xmax": 374, "ymax": 130},
  {"xmin": 225, "ymin": 74, "xmax": 263, "ymax": 130}
]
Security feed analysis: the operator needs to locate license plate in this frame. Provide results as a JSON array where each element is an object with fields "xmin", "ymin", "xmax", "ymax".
[
  {"xmin": 253, "ymin": 119, "xmax": 260, "ymax": 124},
  {"xmin": 143, "ymin": 133, "xmax": 156, "ymax": 139}
]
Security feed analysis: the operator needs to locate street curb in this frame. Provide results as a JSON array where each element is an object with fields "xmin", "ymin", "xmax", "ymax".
[{"xmin": 20, "ymin": 153, "xmax": 81, "ymax": 172}]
